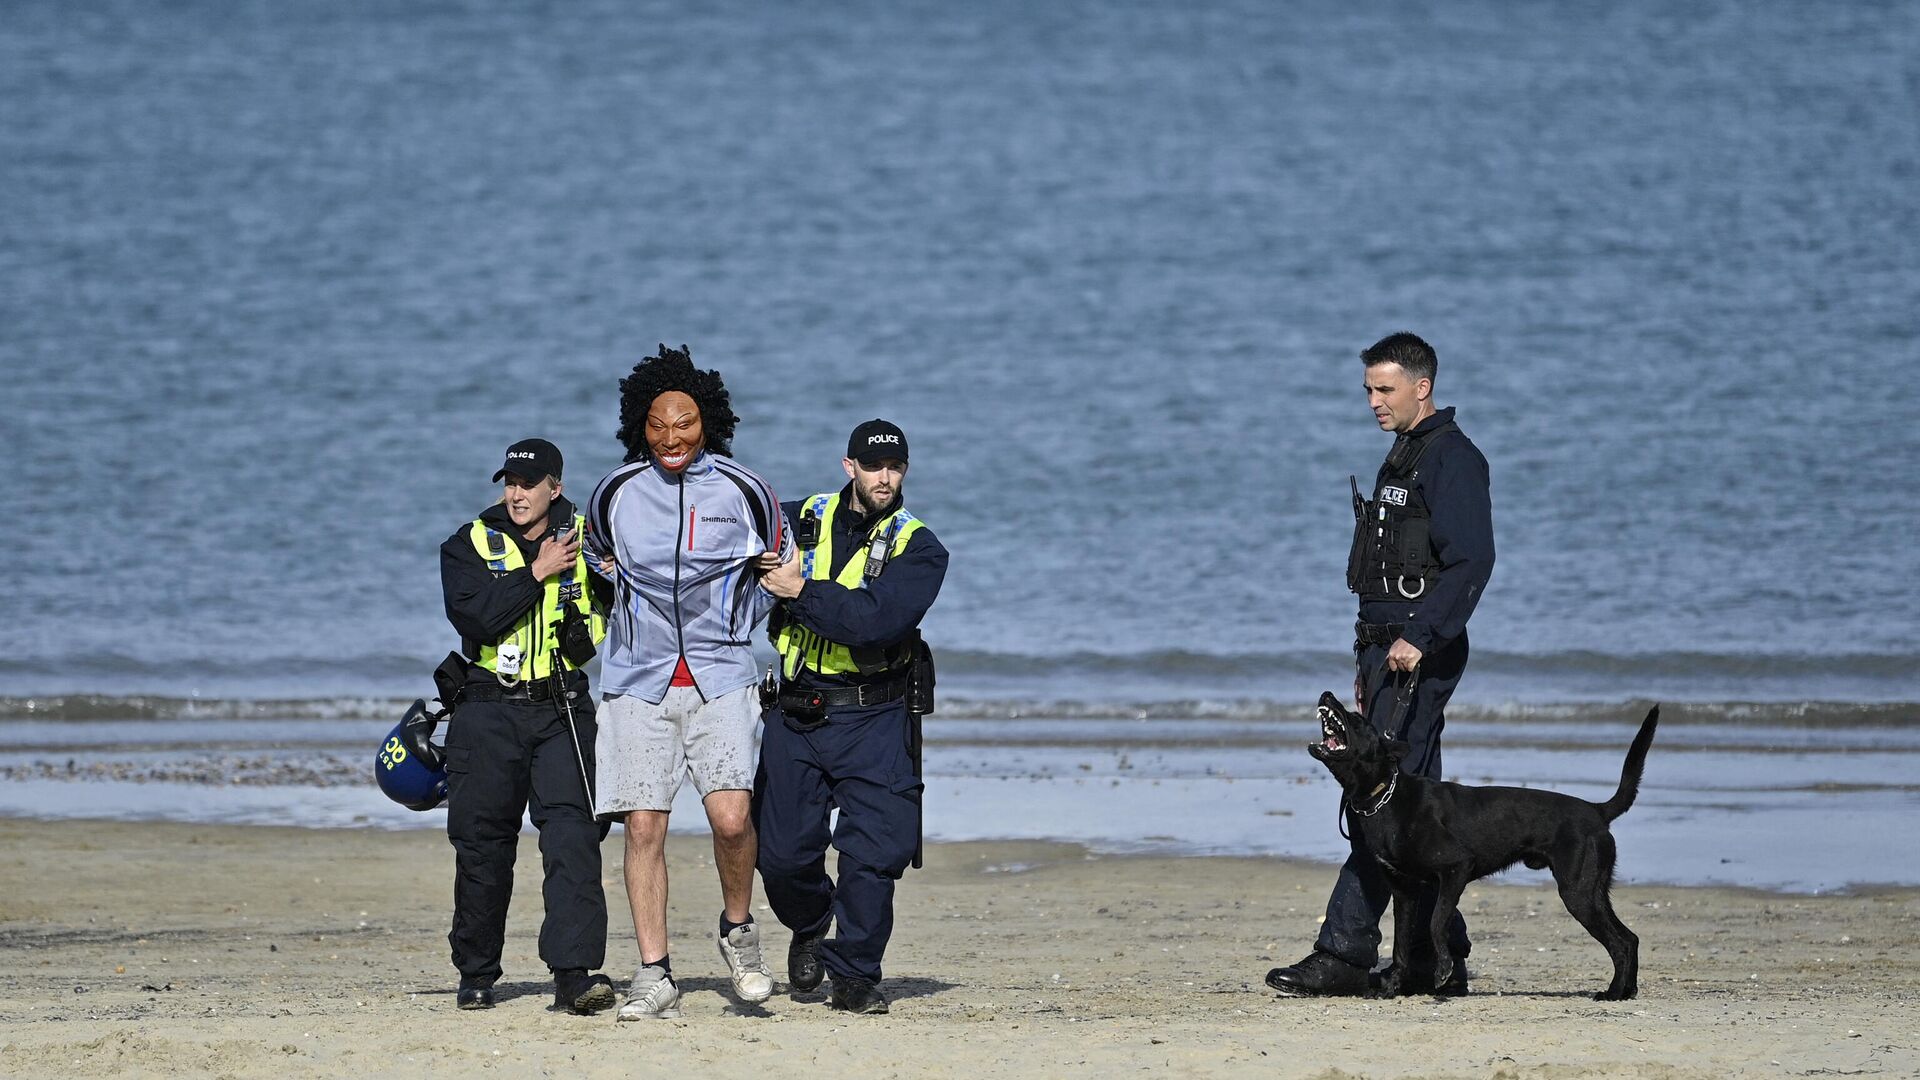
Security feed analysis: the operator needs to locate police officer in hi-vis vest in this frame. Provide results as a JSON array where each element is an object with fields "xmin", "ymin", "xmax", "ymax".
[
  {"xmin": 1266, "ymin": 332, "xmax": 1496, "ymax": 998},
  {"xmin": 437, "ymin": 438, "xmax": 616, "ymax": 1014},
  {"xmin": 753, "ymin": 419, "xmax": 948, "ymax": 1015}
]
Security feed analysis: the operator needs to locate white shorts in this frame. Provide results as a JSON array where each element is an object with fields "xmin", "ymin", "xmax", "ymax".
[{"xmin": 594, "ymin": 685, "xmax": 760, "ymax": 816}]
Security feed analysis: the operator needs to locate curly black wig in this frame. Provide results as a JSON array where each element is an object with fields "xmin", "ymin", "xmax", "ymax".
[{"xmin": 616, "ymin": 344, "xmax": 739, "ymax": 464}]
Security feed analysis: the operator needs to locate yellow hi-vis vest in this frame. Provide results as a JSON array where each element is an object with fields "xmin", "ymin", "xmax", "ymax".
[
  {"xmin": 467, "ymin": 513, "xmax": 607, "ymax": 681},
  {"xmin": 774, "ymin": 492, "xmax": 925, "ymax": 680}
]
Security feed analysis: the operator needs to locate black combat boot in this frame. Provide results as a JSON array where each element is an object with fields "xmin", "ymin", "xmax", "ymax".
[
  {"xmin": 553, "ymin": 969, "xmax": 616, "ymax": 1014},
  {"xmin": 788, "ymin": 928, "xmax": 826, "ymax": 992},
  {"xmin": 1265, "ymin": 951, "xmax": 1369, "ymax": 997},
  {"xmin": 828, "ymin": 974, "xmax": 889, "ymax": 1014},
  {"xmin": 457, "ymin": 978, "xmax": 496, "ymax": 1010}
]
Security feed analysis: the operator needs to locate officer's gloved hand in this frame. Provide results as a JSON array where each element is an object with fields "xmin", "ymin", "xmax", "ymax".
[{"xmin": 400, "ymin": 700, "xmax": 444, "ymax": 773}]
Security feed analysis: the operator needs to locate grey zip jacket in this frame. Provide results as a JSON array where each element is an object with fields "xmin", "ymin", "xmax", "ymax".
[{"xmin": 584, "ymin": 451, "xmax": 789, "ymax": 703}]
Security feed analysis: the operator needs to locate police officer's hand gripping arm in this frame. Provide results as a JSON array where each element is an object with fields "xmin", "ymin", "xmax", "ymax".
[
  {"xmin": 581, "ymin": 511, "xmax": 619, "ymax": 583},
  {"xmin": 756, "ymin": 536, "xmax": 946, "ymax": 644}
]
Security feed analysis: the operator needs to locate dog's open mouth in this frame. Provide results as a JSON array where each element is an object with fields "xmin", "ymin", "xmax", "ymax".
[{"xmin": 1315, "ymin": 705, "xmax": 1349, "ymax": 754}]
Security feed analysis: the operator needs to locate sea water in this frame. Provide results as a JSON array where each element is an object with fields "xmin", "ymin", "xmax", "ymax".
[{"xmin": 2, "ymin": 0, "xmax": 1916, "ymax": 889}]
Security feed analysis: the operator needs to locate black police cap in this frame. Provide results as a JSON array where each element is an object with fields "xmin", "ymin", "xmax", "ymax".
[
  {"xmin": 492, "ymin": 438, "xmax": 563, "ymax": 483},
  {"xmin": 847, "ymin": 419, "xmax": 908, "ymax": 465}
]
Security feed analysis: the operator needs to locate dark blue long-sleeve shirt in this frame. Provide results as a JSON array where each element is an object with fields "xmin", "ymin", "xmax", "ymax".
[
  {"xmin": 1357, "ymin": 408, "xmax": 1495, "ymax": 654},
  {"xmin": 776, "ymin": 487, "xmax": 948, "ymax": 689}
]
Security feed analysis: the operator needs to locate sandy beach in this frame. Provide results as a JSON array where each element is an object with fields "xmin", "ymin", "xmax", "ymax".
[{"xmin": 0, "ymin": 819, "xmax": 1915, "ymax": 1079}]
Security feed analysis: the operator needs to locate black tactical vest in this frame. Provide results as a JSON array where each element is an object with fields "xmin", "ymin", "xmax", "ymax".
[{"xmin": 1346, "ymin": 421, "xmax": 1457, "ymax": 604}]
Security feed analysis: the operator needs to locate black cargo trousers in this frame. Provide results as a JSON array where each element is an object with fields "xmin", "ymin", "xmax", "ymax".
[
  {"xmin": 443, "ymin": 678, "xmax": 605, "ymax": 985},
  {"xmin": 1314, "ymin": 632, "xmax": 1472, "ymax": 972}
]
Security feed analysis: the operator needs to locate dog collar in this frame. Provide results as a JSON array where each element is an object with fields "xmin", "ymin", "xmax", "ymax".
[{"xmin": 1349, "ymin": 771, "xmax": 1398, "ymax": 817}]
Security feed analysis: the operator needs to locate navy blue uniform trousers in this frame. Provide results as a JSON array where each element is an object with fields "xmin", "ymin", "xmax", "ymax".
[
  {"xmin": 753, "ymin": 702, "xmax": 923, "ymax": 984},
  {"xmin": 444, "ymin": 690, "xmax": 606, "ymax": 983},
  {"xmin": 1314, "ymin": 634, "xmax": 1473, "ymax": 970}
]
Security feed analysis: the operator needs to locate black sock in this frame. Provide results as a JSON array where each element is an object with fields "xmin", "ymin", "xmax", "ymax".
[
  {"xmin": 720, "ymin": 913, "xmax": 754, "ymax": 937},
  {"xmin": 643, "ymin": 954, "xmax": 671, "ymax": 975}
]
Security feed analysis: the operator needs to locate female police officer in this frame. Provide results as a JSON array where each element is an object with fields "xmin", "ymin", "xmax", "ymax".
[{"xmin": 438, "ymin": 438, "xmax": 615, "ymax": 1014}]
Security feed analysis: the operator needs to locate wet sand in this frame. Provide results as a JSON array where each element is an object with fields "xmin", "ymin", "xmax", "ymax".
[{"xmin": 0, "ymin": 819, "xmax": 1916, "ymax": 1078}]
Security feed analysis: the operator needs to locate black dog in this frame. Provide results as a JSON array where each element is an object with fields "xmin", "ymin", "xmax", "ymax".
[{"xmin": 1309, "ymin": 691, "xmax": 1659, "ymax": 1001}]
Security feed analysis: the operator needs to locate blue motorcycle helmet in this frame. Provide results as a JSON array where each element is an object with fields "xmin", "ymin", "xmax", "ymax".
[{"xmin": 375, "ymin": 698, "xmax": 448, "ymax": 811}]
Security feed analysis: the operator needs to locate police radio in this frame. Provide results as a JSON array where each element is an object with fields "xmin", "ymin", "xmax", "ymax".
[
  {"xmin": 548, "ymin": 518, "xmax": 597, "ymax": 668},
  {"xmin": 864, "ymin": 530, "xmax": 891, "ymax": 580},
  {"xmin": 1383, "ymin": 432, "xmax": 1419, "ymax": 473}
]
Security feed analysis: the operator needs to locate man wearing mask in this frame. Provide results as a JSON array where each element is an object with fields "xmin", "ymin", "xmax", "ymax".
[{"xmin": 585, "ymin": 345, "xmax": 789, "ymax": 1021}]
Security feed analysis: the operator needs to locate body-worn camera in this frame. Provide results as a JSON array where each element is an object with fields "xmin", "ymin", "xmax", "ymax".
[{"xmin": 795, "ymin": 508, "xmax": 821, "ymax": 550}]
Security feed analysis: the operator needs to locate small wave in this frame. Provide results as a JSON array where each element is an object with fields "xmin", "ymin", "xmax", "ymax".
[
  {"xmin": 935, "ymin": 646, "xmax": 1920, "ymax": 683},
  {"xmin": 1474, "ymin": 650, "xmax": 1920, "ymax": 682},
  {"xmin": 937, "ymin": 648, "xmax": 1349, "ymax": 679},
  {"xmin": 933, "ymin": 697, "xmax": 1918, "ymax": 727},
  {"xmin": 1453, "ymin": 699, "xmax": 1920, "ymax": 728},
  {"xmin": 0, "ymin": 695, "xmax": 411, "ymax": 722},
  {"xmin": 5, "ymin": 693, "xmax": 1910, "ymax": 729},
  {"xmin": 0, "ymin": 652, "xmax": 426, "ymax": 681}
]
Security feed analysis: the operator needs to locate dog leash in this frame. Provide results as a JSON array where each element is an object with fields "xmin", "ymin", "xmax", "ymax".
[
  {"xmin": 1338, "ymin": 661, "xmax": 1419, "ymax": 840},
  {"xmin": 1383, "ymin": 662, "xmax": 1419, "ymax": 741}
]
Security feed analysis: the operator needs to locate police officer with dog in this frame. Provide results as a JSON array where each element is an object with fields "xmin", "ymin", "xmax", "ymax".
[
  {"xmin": 752, "ymin": 419, "xmax": 947, "ymax": 1015},
  {"xmin": 1266, "ymin": 333, "xmax": 1495, "ymax": 998},
  {"xmin": 436, "ymin": 438, "xmax": 617, "ymax": 1014}
]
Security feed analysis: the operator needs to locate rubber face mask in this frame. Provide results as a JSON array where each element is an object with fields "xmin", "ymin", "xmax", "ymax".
[{"xmin": 646, "ymin": 391, "xmax": 705, "ymax": 472}]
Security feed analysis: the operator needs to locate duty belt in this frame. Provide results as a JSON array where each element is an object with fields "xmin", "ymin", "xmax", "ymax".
[
  {"xmin": 463, "ymin": 677, "xmax": 581, "ymax": 703},
  {"xmin": 1354, "ymin": 622, "xmax": 1406, "ymax": 649},
  {"xmin": 777, "ymin": 674, "xmax": 910, "ymax": 712}
]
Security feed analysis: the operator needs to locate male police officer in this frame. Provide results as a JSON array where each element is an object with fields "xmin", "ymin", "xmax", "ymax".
[
  {"xmin": 438, "ymin": 438, "xmax": 615, "ymax": 1013},
  {"xmin": 1267, "ymin": 333, "xmax": 1495, "ymax": 998},
  {"xmin": 753, "ymin": 419, "xmax": 948, "ymax": 1015}
]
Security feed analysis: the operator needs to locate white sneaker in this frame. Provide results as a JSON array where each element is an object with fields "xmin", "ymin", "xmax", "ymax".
[
  {"xmin": 617, "ymin": 965, "xmax": 681, "ymax": 1020},
  {"xmin": 717, "ymin": 922, "xmax": 776, "ymax": 1003}
]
